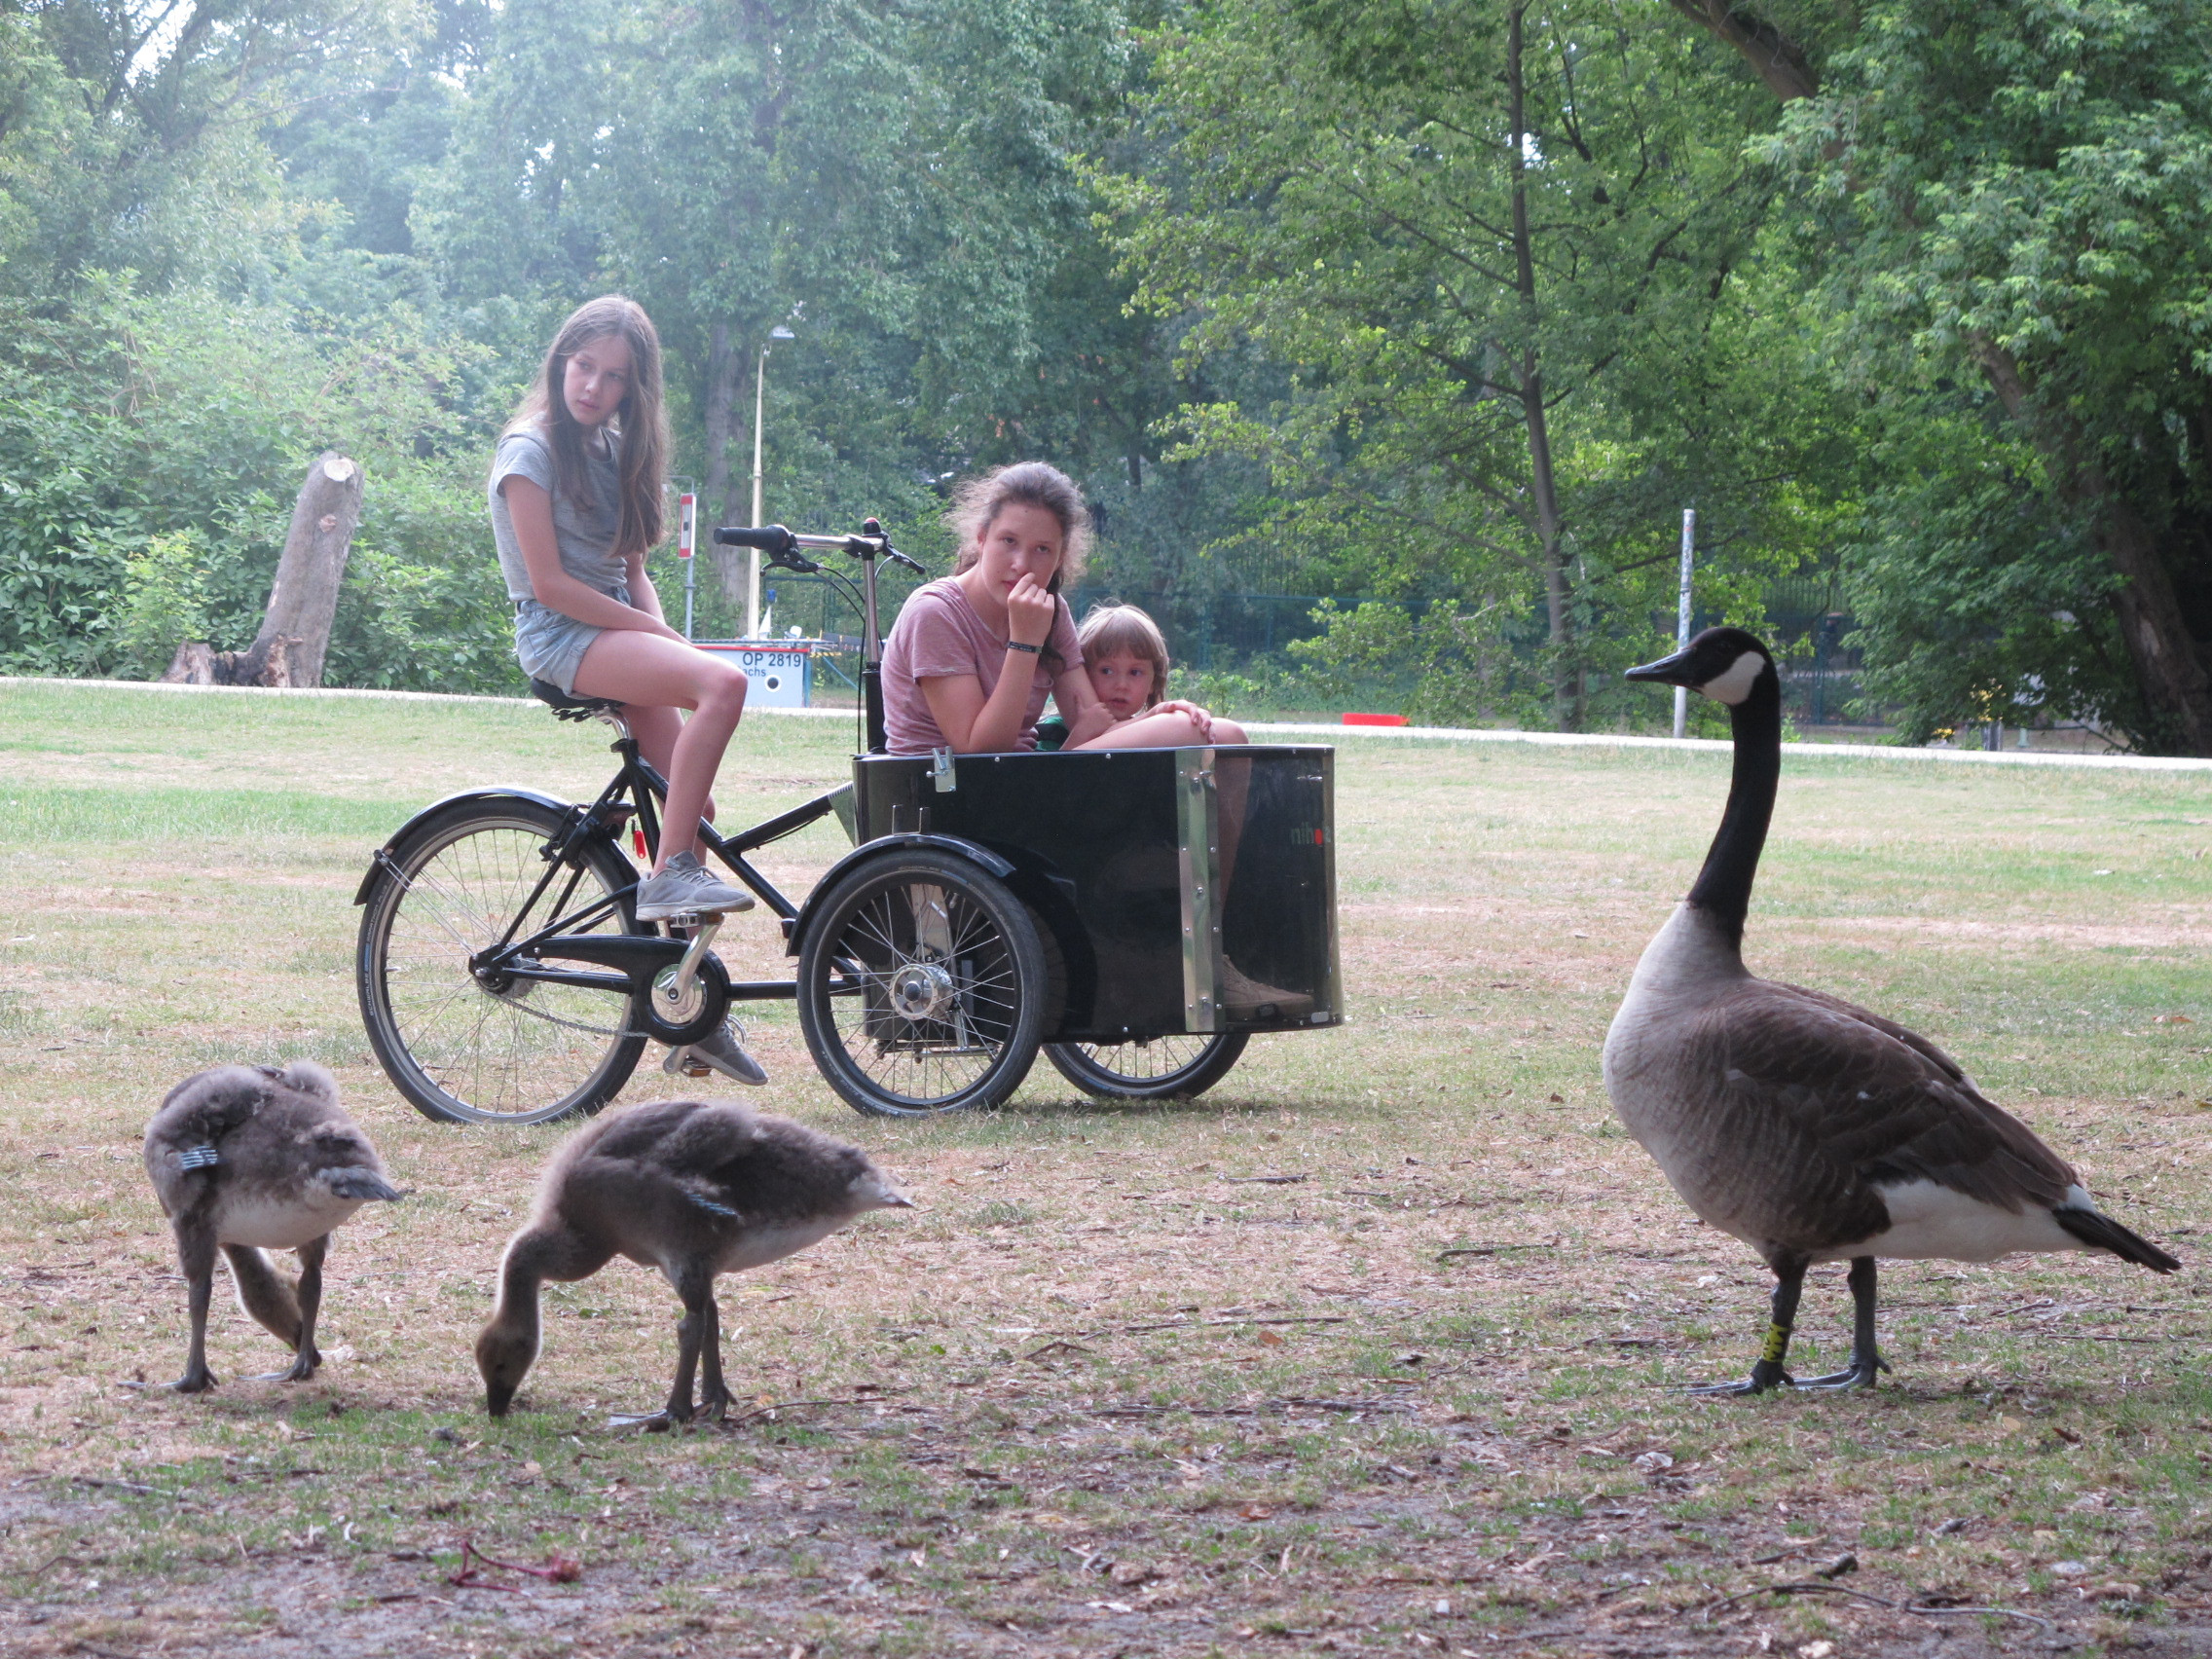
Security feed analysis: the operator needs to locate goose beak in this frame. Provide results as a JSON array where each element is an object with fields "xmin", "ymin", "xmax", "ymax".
[{"xmin": 1624, "ymin": 647, "xmax": 1695, "ymax": 688}]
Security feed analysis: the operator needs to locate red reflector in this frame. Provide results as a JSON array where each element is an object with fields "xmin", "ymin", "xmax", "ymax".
[
  {"xmin": 1313, "ymin": 828, "xmax": 1325, "ymax": 845},
  {"xmin": 633, "ymin": 828, "xmax": 647, "ymax": 859},
  {"xmin": 1342, "ymin": 712, "xmax": 1407, "ymax": 726}
]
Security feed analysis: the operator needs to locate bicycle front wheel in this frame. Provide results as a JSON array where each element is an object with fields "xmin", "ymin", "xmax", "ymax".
[
  {"xmin": 795, "ymin": 848, "xmax": 1051, "ymax": 1117},
  {"xmin": 357, "ymin": 797, "xmax": 649, "ymax": 1125}
]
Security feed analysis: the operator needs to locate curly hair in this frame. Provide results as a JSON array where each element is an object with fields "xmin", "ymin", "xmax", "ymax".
[{"xmin": 945, "ymin": 461, "xmax": 1092, "ymax": 593}]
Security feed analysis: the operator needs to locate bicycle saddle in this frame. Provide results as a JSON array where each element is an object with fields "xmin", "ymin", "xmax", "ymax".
[{"xmin": 530, "ymin": 678, "xmax": 622, "ymax": 721}]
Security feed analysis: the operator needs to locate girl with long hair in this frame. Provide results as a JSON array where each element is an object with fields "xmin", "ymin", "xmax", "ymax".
[{"xmin": 489, "ymin": 295, "xmax": 763, "ymax": 1084}]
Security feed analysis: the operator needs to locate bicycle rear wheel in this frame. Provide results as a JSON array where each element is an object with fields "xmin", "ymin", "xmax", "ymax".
[
  {"xmin": 1044, "ymin": 1033, "xmax": 1248, "ymax": 1101},
  {"xmin": 357, "ymin": 797, "xmax": 649, "ymax": 1125}
]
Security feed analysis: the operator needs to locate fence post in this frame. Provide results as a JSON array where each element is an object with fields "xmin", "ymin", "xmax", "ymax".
[{"xmin": 1674, "ymin": 508, "xmax": 1695, "ymax": 739}]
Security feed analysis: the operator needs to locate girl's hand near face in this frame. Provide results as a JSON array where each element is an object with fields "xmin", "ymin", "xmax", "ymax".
[{"xmin": 1006, "ymin": 573, "xmax": 1057, "ymax": 649}]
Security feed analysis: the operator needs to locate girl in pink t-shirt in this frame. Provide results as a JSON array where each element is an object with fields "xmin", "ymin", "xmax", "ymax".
[{"xmin": 881, "ymin": 462, "xmax": 1243, "ymax": 755}]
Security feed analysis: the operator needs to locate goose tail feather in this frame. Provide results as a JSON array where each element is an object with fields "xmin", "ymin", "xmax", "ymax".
[{"xmin": 2053, "ymin": 1206, "xmax": 2181, "ymax": 1272}]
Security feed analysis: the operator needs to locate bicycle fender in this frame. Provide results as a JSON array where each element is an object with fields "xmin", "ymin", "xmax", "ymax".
[
  {"xmin": 352, "ymin": 787, "xmax": 584, "ymax": 905},
  {"xmin": 782, "ymin": 832, "xmax": 1016, "ymax": 958}
]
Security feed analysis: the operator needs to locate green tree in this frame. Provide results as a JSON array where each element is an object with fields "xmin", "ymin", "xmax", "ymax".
[
  {"xmin": 1680, "ymin": 0, "xmax": 2212, "ymax": 754},
  {"xmin": 1105, "ymin": 0, "xmax": 1808, "ymax": 728}
]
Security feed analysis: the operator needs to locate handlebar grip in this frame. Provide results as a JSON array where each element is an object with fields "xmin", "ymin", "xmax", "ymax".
[{"xmin": 712, "ymin": 524, "xmax": 794, "ymax": 552}]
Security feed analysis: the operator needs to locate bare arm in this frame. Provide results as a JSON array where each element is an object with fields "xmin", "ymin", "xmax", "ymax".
[
  {"xmin": 504, "ymin": 476, "xmax": 684, "ymax": 642},
  {"xmin": 919, "ymin": 661, "xmax": 1040, "ymax": 753}
]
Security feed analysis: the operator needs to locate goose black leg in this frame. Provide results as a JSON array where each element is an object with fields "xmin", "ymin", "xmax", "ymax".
[
  {"xmin": 611, "ymin": 1264, "xmax": 712, "ymax": 1430},
  {"xmin": 1794, "ymin": 1256, "xmax": 1890, "ymax": 1390},
  {"xmin": 1689, "ymin": 1253, "xmax": 1806, "ymax": 1396},
  {"xmin": 255, "ymin": 1235, "xmax": 328, "ymax": 1382},
  {"xmin": 695, "ymin": 1294, "xmax": 733, "ymax": 1423},
  {"xmin": 127, "ymin": 1224, "xmax": 220, "ymax": 1393}
]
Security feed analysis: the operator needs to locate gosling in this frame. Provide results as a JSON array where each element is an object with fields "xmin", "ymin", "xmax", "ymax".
[
  {"xmin": 476, "ymin": 1098, "xmax": 912, "ymax": 1426},
  {"xmin": 140, "ymin": 1061, "xmax": 403, "ymax": 1393}
]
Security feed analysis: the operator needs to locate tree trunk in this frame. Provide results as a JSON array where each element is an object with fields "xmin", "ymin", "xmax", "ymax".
[
  {"xmin": 1506, "ymin": 4, "xmax": 1581, "ymax": 731},
  {"xmin": 162, "ymin": 455, "xmax": 359, "ymax": 687},
  {"xmin": 243, "ymin": 453, "xmax": 362, "ymax": 686},
  {"xmin": 1973, "ymin": 339, "xmax": 2212, "ymax": 753},
  {"xmin": 699, "ymin": 320, "xmax": 751, "ymax": 610},
  {"xmin": 1666, "ymin": 0, "xmax": 1819, "ymax": 101}
]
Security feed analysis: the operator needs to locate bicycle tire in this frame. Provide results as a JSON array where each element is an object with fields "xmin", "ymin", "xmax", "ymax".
[
  {"xmin": 1043, "ymin": 1032, "xmax": 1249, "ymax": 1101},
  {"xmin": 357, "ymin": 796, "xmax": 650, "ymax": 1125},
  {"xmin": 795, "ymin": 848, "xmax": 1050, "ymax": 1118}
]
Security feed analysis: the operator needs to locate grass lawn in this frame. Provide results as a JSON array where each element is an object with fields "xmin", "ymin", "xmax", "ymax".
[{"xmin": 0, "ymin": 679, "xmax": 2207, "ymax": 1659}]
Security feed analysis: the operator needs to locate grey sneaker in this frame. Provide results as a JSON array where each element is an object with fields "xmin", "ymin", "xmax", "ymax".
[
  {"xmin": 663, "ymin": 1020, "xmax": 768, "ymax": 1087},
  {"xmin": 634, "ymin": 851, "xmax": 755, "ymax": 921}
]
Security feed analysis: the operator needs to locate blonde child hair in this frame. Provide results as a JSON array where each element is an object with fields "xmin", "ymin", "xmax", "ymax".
[{"xmin": 1077, "ymin": 604, "xmax": 1171, "ymax": 712}]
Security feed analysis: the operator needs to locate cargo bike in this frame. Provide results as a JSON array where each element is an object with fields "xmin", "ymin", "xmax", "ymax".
[{"xmin": 353, "ymin": 522, "xmax": 1342, "ymax": 1126}]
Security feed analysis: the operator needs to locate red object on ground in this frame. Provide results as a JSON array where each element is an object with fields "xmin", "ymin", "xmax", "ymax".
[{"xmin": 1342, "ymin": 712, "xmax": 1409, "ymax": 727}]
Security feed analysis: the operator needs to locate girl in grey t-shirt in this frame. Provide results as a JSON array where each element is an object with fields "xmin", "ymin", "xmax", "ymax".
[{"xmin": 492, "ymin": 295, "xmax": 764, "ymax": 1084}]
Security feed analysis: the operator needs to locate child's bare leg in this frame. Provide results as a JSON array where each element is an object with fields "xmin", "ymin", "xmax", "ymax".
[
  {"xmin": 624, "ymin": 705, "xmax": 719, "ymax": 863},
  {"xmin": 573, "ymin": 631, "xmax": 748, "ymax": 872}
]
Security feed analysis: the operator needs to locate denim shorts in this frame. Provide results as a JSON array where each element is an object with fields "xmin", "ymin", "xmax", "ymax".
[{"xmin": 512, "ymin": 583, "xmax": 628, "ymax": 696}]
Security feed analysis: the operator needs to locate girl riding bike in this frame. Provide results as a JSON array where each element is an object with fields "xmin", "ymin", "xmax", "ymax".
[{"xmin": 489, "ymin": 295, "xmax": 763, "ymax": 1084}]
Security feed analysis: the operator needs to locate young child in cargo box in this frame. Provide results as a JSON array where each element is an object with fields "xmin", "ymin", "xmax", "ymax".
[{"xmin": 1032, "ymin": 602, "xmax": 1185, "ymax": 751}]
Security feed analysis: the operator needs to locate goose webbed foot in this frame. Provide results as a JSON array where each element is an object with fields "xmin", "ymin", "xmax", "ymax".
[
  {"xmin": 1792, "ymin": 1348, "xmax": 1890, "ymax": 1391},
  {"xmin": 250, "ymin": 1348, "xmax": 321, "ymax": 1383},
  {"xmin": 123, "ymin": 1367, "xmax": 218, "ymax": 1395},
  {"xmin": 1687, "ymin": 1356, "xmax": 1795, "ymax": 1396}
]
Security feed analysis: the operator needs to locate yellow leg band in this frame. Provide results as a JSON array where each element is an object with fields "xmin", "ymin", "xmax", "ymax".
[{"xmin": 1759, "ymin": 1323, "xmax": 1792, "ymax": 1365}]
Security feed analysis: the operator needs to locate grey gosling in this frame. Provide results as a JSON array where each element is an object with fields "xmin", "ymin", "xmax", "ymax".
[
  {"xmin": 1603, "ymin": 627, "xmax": 2179, "ymax": 1395},
  {"xmin": 476, "ymin": 1098, "xmax": 912, "ymax": 1425},
  {"xmin": 139, "ymin": 1061, "xmax": 403, "ymax": 1394}
]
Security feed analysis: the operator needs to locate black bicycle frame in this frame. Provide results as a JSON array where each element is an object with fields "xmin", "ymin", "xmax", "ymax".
[{"xmin": 472, "ymin": 519, "xmax": 911, "ymax": 1008}]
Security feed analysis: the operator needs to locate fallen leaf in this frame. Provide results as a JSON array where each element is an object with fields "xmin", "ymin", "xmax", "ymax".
[{"xmin": 1238, "ymin": 1504, "xmax": 1273, "ymax": 1521}]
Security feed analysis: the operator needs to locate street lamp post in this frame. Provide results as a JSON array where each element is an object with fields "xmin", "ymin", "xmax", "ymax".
[{"xmin": 747, "ymin": 324, "xmax": 795, "ymax": 639}]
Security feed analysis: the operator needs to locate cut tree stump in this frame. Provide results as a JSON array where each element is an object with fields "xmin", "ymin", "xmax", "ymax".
[{"xmin": 157, "ymin": 453, "xmax": 362, "ymax": 688}]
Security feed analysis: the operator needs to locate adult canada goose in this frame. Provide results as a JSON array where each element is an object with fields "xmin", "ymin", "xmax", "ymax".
[
  {"xmin": 476, "ymin": 1098, "xmax": 912, "ymax": 1425},
  {"xmin": 138, "ymin": 1061, "xmax": 403, "ymax": 1394},
  {"xmin": 1602, "ymin": 626, "xmax": 2178, "ymax": 1394}
]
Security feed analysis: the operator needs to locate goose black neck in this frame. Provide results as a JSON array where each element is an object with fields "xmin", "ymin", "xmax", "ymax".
[{"xmin": 1685, "ymin": 668, "xmax": 1782, "ymax": 951}]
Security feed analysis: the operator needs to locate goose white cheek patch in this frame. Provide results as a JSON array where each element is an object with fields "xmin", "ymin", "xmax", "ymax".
[{"xmin": 1700, "ymin": 651, "xmax": 1765, "ymax": 706}]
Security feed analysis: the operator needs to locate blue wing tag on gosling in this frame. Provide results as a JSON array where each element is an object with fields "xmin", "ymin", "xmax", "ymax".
[{"xmin": 176, "ymin": 1144, "xmax": 220, "ymax": 1170}]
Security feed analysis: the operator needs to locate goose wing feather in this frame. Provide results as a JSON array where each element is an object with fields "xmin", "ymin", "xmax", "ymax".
[{"xmin": 1689, "ymin": 982, "xmax": 2078, "ymax": 1253}]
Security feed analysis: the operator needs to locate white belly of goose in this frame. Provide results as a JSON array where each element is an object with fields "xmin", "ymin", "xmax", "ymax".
[
  {"xmin": 1832, "ymin": 1180, "xmax": 2092, "ymax": 1265},
  {"xmin": 218, "ymin": 1193, "xmax": 366, "ymax": 1250}
]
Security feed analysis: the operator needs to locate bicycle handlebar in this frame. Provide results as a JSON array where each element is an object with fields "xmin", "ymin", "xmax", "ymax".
[{"xmin": 713, "ymin": 522, "xmax": 926, "ymax": 575}]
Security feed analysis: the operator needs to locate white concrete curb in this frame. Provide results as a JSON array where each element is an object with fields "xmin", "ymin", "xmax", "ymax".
[
  {"xmin": 8, "ymin": 678, "xmax": 2209, "ymax": 772},
  {"xmin": 1242, "ymin": 720, "xmax": 2212, "ymax": 772}
]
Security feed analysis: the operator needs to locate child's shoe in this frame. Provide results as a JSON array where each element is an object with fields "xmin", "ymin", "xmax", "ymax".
[
  {"xmin": 663, "ymin": 1020, "xmax": 768, "ymax": 1086},
  {"xmin": 635, "ymin": 851, "xmax": 755, "ymax": 921}
]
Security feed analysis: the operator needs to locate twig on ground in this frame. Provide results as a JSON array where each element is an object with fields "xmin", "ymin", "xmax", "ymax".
[
  {"xmin": 1120, "ymin": 1315, "xmax": 1348, "ymax": 1334},
  {"xmin": 1217, "ymin": 1174, "xmax": 1308, "ymax": 1185},
  {"xmin": 1020, "ymin": 1340, "xmax": 1093, "ymax": 1361},
  {"xmin": 1694, "ymin": 1579, "xmax": 2055, "ymax": 1633},
  {"xmin": 719, "ymin": 1397, "xmax": 870, "ymax": 1427},
  {"xmin": 447, "ymin": 1537, "xmax": 582, "ymax": 1591}
]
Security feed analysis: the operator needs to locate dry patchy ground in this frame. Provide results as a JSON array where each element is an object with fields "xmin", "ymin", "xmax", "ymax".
[{"xmin": 0, "ymin": 682, "xmax": 2208, "ymax": 1658}]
